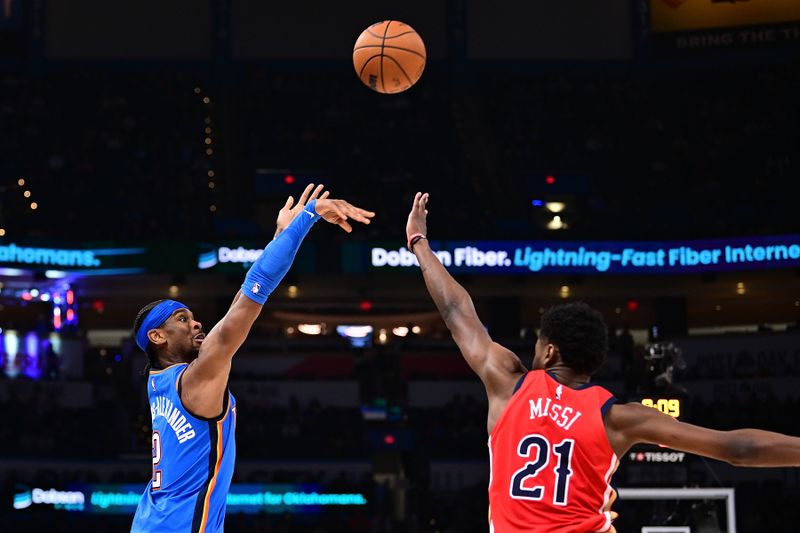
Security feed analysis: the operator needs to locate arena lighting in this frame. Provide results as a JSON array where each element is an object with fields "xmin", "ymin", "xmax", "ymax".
[
  {"xmin": 377, "ymin": 328, "xmax": 388, "ymax": 345},
  {"xmin": 383, "ymin": 434, "xmax": 396, "ymax": 445},
  {"xmin": 736, "ymin": 281, "xmax": 745, "ymax": 295},
  {"xmin": 53, "ymin": 307, "xmax": 62, "ymax": 330},
  {"xmin": 546, "ymin": 216, "xmax": 566, "ymax": 230},
  {"xmin": 627, "ymin": 300, "xmax": 639, "ymax": 311},
  {"xmin": 411, "ymin": 325, "xmax": 421, "ymax": 334},
  {"xmin": 297, "ymin": 323, "xmax": 323, "ymax": 335},
  {"xmin": 531, "ymin": 199, "xmax": 544, "ymax": 207},
  {"xmin": 560, "ymin": 285, "xmax": 570, "ymax": 299},
  {"xmin": 4, "ymin": 330, "xmax": 18, "ymax": 378},
  {"xmin": 29, "ymin": 289, "xmax": 39, "ymax": 298},
  {"xmin": 66, "ymin": 290, "xmax": 74, "ymax": 305},
  {"xmin": 45, "ymin": 270, "xmax": 67, "ymax": 279},
  {"xmin": 287, "ymin": 285, "xmax": 299, "ymax": 298},
  {"xmin": 0, "ymin": 228, "xmax": 5, "ymax": 237},
  {"xmin": 284, "ymin": 174, "xmax": 295, "ymax": 185},
  {"xmin": 392, "ymin": 326, "xmax": 409, "ymax": 337},
  {"xmin": 49, "ymin": 333, "xmax": 61, "ymax": 354},
  {"xmin": 17, "ymin": 178, "xmax": 25, "ymax": 186},
  {"xmin": 24, "ymin": 332, "xmax": 39, "ymax": 379},
  {"xmin": 546, "ymin": 175, "xmax": 556, "ymax": 185},
  {"xmin": 21, "ymin": 292, "xmax": 32, "ymax": 301},
  {"xmin": 545, "ymin": 201, "xmax": 566, "ymax": 213},
  {"xmin": 359, "ymin": 300, "xmax": 373, "ymax": 311},
  {"xmin": 337, "ymin": 325, "xmax": 372, "ymax": 338}
]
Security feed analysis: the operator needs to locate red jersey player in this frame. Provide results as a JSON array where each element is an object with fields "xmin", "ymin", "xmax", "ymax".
[{"xmin": 406, "ymin": 192, "xmax": 800, "ymax": 532}]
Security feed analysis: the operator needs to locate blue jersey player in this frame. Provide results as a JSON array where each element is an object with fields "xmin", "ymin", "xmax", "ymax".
[{"xmin": 130, "ymin": 185, "xmax": 374, "ymax": 533}]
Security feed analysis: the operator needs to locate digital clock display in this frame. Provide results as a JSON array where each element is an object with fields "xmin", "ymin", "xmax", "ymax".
[{"xmin": 641, "ymin": 398, "xmax": 680, "ymax": 418}]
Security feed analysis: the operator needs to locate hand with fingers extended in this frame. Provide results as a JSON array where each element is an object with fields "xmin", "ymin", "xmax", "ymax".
[
  {"xmin": 275, "ymin": 183, "xmax": 330, "ymax": 238},
  {"xmin": 314, "ymin": 198, "xmax": 375, "ymax": 233},
  {"xmin": 406, "ymin": 192, "xmax": 429, "ymax": 248}
]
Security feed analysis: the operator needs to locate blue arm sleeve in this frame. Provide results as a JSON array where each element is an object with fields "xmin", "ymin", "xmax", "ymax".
[{"xmin": 241, "ymin": 199, "xmax": 320, "ymax": 304}]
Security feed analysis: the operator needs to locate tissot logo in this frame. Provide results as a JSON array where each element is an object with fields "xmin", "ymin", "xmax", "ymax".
[{"xmin": 660, "ymin": 0, "xmax": 686, "ymax": 7}]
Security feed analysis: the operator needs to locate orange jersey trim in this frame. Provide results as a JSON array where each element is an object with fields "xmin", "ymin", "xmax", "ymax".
[{"xmin": 198, "ymin": 419, "xmax": 225, "ymax": 533}]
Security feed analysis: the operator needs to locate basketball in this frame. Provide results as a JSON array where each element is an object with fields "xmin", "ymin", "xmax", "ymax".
[{"xmin": 353, "ymin": 20, "xmax": 426, "ymax": 94}]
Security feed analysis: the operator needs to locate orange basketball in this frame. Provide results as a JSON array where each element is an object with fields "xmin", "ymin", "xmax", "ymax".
[{"xmin": 353, "ymin": 20, "xmax": 426, "ymax": 94}]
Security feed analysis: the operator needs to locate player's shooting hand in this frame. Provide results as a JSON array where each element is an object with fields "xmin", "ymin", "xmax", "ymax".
[
  {"xmin": 314, "ymin": 198, "xmax": 375, "ymax": 233},
  {"xmin": 406, "ymin": 192, "xmax": 429, "ymax": 242},
  {"xmin": 275, "ymin": 183, "xmax": 330, "ymax": 237}
]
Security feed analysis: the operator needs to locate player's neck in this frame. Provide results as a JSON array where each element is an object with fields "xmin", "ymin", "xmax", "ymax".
[
  {"xmin": 158, "ymin": 352, "xmax": 187, "ymax": 368},
  {"xmin": 545, "ymin": 365, "xmax": 591, "ymax": 389}
]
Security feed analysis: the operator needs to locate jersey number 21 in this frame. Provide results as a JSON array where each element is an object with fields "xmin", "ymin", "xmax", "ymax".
[{"xmin": 509, "ymin": 434, "xmax": 574, "ymax": 506}]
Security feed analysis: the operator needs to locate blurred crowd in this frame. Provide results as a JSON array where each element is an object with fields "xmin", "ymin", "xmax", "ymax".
[
  {"xmin": 1, "ymin": 333, "xmax": 800, "ymax": 531},
  {"xmin": 3, "ymin": 63, "xmax": 798, "ymax": 242}
]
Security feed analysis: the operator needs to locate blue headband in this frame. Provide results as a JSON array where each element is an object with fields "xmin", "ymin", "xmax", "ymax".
[{"xmin": 136, "ymin": 300, "xmax": 188, "ymax": 352}]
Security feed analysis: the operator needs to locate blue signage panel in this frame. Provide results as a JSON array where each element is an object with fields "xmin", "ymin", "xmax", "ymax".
[
  {"xmin": 11, "ymin": 484, "xmax": 367, "ymax": 515},
  {"xmin": 0, "ymin": 243, "xmax": 148, "ymax": 276},
  {"xmin": 360, "ymin": 234, "xmax": 800, "ymax": 274}
]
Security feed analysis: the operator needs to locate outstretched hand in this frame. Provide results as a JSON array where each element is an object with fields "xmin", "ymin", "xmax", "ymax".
[
  {"xmin": 314, "ymin": 198, "xmax": 375, "ymax": 233},
  {"xmin": 275, "ymin": 183, "xmax": 330, "ymax": 237},
  {"xmin": 406, "ymin": 192, "xmax": 429, "ymax": 243}
]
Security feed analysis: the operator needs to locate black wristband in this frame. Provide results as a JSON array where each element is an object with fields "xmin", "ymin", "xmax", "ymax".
[{"xmin": 410, "ymin": 234, "xmax": 427, "ymax": 250}]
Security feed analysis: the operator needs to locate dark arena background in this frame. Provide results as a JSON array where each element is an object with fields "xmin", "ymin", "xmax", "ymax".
[{"xmin": 2, "ymin": 1, "xmax": 800, "ymax": 532}]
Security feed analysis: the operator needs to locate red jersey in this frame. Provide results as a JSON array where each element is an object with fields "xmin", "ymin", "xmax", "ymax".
[{"xmin": 488, "ymin": 370, "xmax": 619, "ymax": 532}]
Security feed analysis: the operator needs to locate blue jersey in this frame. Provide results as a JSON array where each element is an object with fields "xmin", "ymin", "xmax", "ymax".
[{"xmin": 131, "ymin": 363, "xmax": 236, "ymax": 533}]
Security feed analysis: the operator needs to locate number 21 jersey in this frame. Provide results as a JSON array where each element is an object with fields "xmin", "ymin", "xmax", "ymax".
[
  {"xmin": 131, "ymin": 363, "xmax": 236, "ymax": 533},
  {"xmin": 488, "ymin": 370, "xmax": 618, "ymax": 532}
]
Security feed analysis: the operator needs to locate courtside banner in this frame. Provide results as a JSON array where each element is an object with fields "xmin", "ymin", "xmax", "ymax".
[
  {"xmin": 356, "ymin": 234, "xmax": 800, "ymax": 275},
  {"xmin": 651, "ymin": 0, "xmax": 800, "ymax": 34},
  {"xmin": 648, "ymin": 0, "xmax": 800, "ymax": 53},
  {"xmin": 10, "ymin": 484, "xmax": 367, "ymax": 515}
]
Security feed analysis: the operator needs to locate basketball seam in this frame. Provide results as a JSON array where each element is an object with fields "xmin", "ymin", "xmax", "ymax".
[
  {"xmin": 384, "ymin": 55, "xmax": 414, "ymax": 88},
  {"xmin": 383, "ymin": 30, "xmax": 417, "ymax": 40},
  {"xmin": 380, "ymin": 21, "xmax": 391, "ymax": 93},
  {"xmin": 365, "ymin": 27, "xmax": 384, "ymax": 39},
  {"xmin": 365, "ymin": 26, "xmax": 414, "ymax": 40},
  {"xmin": 352, "ymin": 44, "xmax": 426, "ymax": 60},
  {"xmin": 358, "ymin": 54, "xmax": 382, "ymax": 79}
]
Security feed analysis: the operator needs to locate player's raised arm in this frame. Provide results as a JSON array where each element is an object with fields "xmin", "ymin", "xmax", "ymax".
[
  {"xmin": 407, "ymin": 193, "xmax": 526, "ymax": 395},
  {"xmin": 182, "ymin": 187, "xmax": 374, "ymax": 418},
  {"xmin": 606, "ymin": 401, "xmax": 800, "ymax": 467}
]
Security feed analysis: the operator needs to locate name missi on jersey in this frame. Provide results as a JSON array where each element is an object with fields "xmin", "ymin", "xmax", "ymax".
[{"xmin": 528, "ymin": 397, "xmax": 583, "ymax": 431}]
